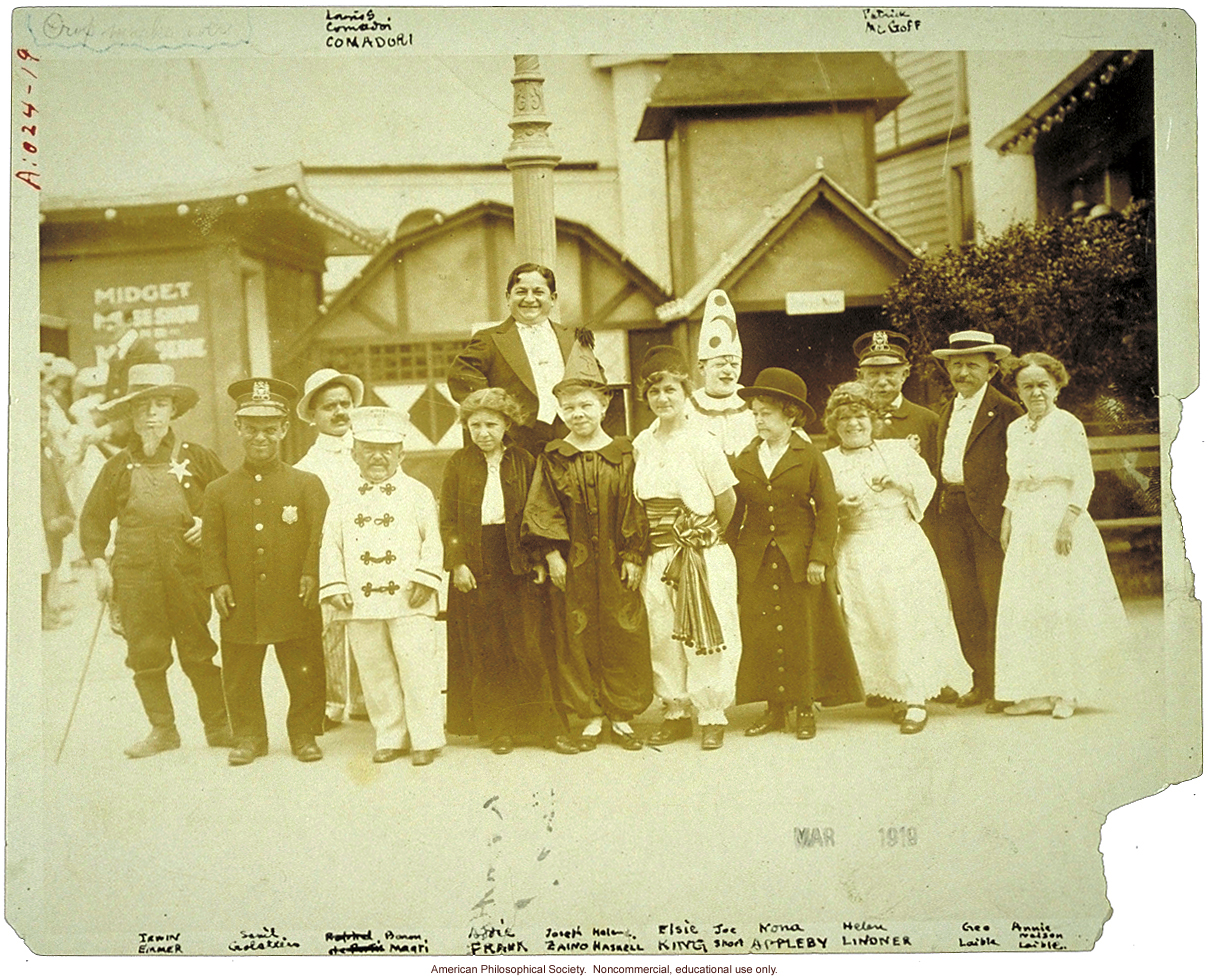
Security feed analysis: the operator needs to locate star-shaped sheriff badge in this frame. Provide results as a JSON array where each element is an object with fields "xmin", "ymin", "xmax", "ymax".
[{"xmin": 168, "ymin": 458, "xmax": 193, "ymax": 484}]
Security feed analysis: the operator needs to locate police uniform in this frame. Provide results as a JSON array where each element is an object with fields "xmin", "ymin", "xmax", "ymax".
[
  {"xmin": 853, "ymin": 330, "xmax": 940, "ymax": 473},
  {"xmin": 201, "ymin": 379, "xmax": 328, "ymax": 761},
  {"xmin": 319, "ymin": 407, "xmax": 445, "ymax": 761},
  {"xmin": 79, "ymin": 363, "xmax": 231, "ymax": 756}
]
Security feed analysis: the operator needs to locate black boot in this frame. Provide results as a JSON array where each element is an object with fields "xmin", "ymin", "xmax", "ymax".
[
  {"xmin": 126, "ymin": 672, "xmax": 180, "ymax": 759},
  {"xmin": 187, "ymin": 666, "xmax": 235, "ymax": 747}
]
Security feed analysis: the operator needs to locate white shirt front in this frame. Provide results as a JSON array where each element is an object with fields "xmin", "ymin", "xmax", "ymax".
[
  {"xmin": 758, "ymin": 438, "xmax": 791, "ymax": 479},
  {"xmin": 294, "ymin": 431, "xmax": 359, "ymax": 494},
  {"xmin": 480, "ymin": 455, "xmax": 506, "ymax": 525},
  {"xmin": 940, "ymin": 382, "xmax": 988, "ymax": 485},
  {"xmin": 514, "ymin": 318, "xmax": 565, "ymax": 425}
]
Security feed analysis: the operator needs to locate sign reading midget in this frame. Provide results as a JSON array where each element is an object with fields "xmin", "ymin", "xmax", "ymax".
[{"xmin": 92, "ymin": 280, "xmax": 206, "ymax": 360}]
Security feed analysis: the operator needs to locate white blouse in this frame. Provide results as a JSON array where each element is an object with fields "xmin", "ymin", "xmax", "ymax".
[
  {"xmin": 632, "ymin": 413, "xmax": 737, "ymax": 516},
  {"xmin": 1003, "ymin": 407, "xmax": 1095, "ymax": 512}
]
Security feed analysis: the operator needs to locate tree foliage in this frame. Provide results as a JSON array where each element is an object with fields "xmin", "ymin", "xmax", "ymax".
[{"xmin": 883, "ymin": 202, "xmax": 1157, "ymax": 418}]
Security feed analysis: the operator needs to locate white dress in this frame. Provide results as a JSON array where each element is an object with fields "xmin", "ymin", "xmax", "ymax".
[
  {"xmin": 824, "ymin": 439, "xmax": 971, "ymax": 704},
  {"xmin": 632, "ymin": 413, "xmax": 742, "ymax": 726},
  {"xmin": 995, "ymin": 408, "xmax": 1127, "ymax": 703}
]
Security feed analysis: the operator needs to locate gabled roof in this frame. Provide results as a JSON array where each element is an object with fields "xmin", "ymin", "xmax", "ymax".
[
  {"xmin": 990, "ymin": 50, "xmax": 1144, "ymax": 155},
  {"xmin": 40, "ymin": 163, "xmax": 382, "ymax": 256},
  {"xmin": 656, "ymin": 171, "xmax": 919, "ymax": 323},
  {"xmin": 318, "ymin": 199, "xmax": 668, "ymax": 325},
  {"xmin": 637, "ymin": 53, "xmax": 910, "ymax": 141}
]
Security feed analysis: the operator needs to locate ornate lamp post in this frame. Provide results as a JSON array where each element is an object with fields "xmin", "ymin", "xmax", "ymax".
[{"xmin": 503, "ymin": 55, "xmax": 561, "ymax": 270}]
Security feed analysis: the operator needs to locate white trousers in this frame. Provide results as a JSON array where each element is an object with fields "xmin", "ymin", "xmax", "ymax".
[
  {"xmin": 643, "ymin": 543, "xmax": 742, "ymax": 727},
  {"xmin": 346, "ymin": 616, "xmax": 445, "ymax": 752}
]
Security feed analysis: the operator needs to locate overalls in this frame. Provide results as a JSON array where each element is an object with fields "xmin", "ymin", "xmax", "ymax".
[{"xmin": 111, "ymin": 445, "xmax": 229, "ymax": 737}]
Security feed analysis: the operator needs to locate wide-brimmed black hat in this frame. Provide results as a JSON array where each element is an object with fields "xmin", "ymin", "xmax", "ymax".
[{"xmin": 738, "ymin": 367, "xmax": 816, "ymax": 424}]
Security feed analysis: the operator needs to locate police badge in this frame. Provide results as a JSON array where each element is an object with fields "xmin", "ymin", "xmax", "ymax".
[{"xmin": 282, "ymin": 505, "xmax": 299, "ymax": 524}]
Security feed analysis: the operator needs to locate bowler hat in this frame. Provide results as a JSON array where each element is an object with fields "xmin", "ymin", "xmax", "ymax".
[{"xmin": 738, "ymin": 367, "xmax": 816, "ymax": 424}]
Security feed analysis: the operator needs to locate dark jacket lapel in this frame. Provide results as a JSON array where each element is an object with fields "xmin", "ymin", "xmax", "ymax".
[{"xmin": 492, "ymin": 317, "xmax": 536, "ymax": 394}]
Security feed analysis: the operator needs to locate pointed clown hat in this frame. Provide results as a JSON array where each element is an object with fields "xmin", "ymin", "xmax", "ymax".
[
  {"xmin": 552, "ymin": 328, "xmax": 610, "ymax": 397},
  {"xmin": 697, "ymin": 289, "xmax": 742, "ymax": 361}
]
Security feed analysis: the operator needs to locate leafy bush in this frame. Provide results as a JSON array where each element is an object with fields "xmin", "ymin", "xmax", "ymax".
[{"xmin": 883, "ymin": 201, "xmax": 1157, "ymax": 419}]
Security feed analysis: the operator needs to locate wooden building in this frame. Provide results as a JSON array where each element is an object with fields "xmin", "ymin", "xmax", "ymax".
[
  {"xmin": 39, "ymin": 164, "xmax": 379, "ymax": 464},
  {"xmin": 636, "ymin": 53, "xmax": 921, "ymax": 423},
  {"xmin": 291, "ymin": 200, "xmax": 670, "ymax": 488}
]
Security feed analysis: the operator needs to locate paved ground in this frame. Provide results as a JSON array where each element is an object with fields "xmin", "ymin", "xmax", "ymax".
[{"xmin": 6, "ymin": 571, "xmax": 1185, "ymax": 956}]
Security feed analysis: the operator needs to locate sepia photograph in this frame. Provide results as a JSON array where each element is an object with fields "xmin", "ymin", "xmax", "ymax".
[{"xmin": 6, "ymin": 3, "xmax": 1202, "ymax": 966}]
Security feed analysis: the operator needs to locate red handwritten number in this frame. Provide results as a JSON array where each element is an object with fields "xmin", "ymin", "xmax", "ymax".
[
  {"xmin": 22, "ymin": 125, "xmax": 36, "ymax": 137},
  {"xmin": 15, "ymin": 52, "xmax": 41, "ymax": 189},
  {"xmin": 15, "ymin": 48, "xmax": 40, "ymax": 61},
  {"xmin": 15, "ymin": 171, "xmax": 40, "ymax": 189},
  {"xmin": 23, "ymin": 141, "xmax": 36, "ymax": 154},
  {"xmin": 22, "ymin": 102, "xmax": 36, "ymax": 118}
]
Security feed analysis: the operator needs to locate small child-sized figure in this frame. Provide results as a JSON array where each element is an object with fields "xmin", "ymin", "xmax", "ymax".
[
  {"xmin": 523, "ymin": 333, "xmax": 653, "ymax": 750},
  {"xmin": 319, "ymin": 407, "xmax": 445, "ymax": 766}
]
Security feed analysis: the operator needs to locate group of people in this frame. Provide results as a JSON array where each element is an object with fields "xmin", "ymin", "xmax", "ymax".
[{"xmin": 67, "ymin": 261, "xmax": 1128, "ymax": 768}]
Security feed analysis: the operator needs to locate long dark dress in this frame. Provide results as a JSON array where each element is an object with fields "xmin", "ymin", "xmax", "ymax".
[
  {"xmin": 441, "ymin": 442, "xmax": 564, "ymax": 743},
  {"xmin": 728, "ymin": 434, "xmax": 862, "ymax": 710},
  {"xmin": 523, "ymin": 437, "xmax": 653, "ymax": 722}
]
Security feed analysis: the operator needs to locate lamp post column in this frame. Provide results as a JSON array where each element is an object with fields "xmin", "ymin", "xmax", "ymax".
[{"xmin": 504, "ymin": 55, "xmax": 561, "ymax": 270}]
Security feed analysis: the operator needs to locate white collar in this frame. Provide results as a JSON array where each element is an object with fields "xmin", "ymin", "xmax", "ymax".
[
  {"xmin": 516, "ymin": 317, "xmax": 552, "ymax": 331},
  {"xmin": 955, "ymin": 383, "xmax": 988, "ymax": 412},
  {"xmin": 890, "ymin": 393, "xmax": 904, "ymax": 410},
  {"xmin": 314, "ymin": 431, "xmax": 352, "ymax": 453}
]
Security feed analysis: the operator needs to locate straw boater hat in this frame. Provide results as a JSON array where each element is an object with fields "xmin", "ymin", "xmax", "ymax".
[
  {"xmin": 738, "ymin": 367, "xmax": 817, "ymax": 424},
  {"xmin": 853, "ymin": 330, "xmax": 912, "ymax": 367},
  {"xmin": 931, "ymin": 329, "xmax": 1011, "ymax": 361},
  {"xmin": 99, "ymin": 362, "xmax": 199, "ymax": 418},
  {"xmin": 296, "ymin": 368, "xmax": 365, "ymax": 423},
  {"xmin": 227, "ymin": 378, "xmax": 297, "ymax": 418},
  {"xmin": 696, "ymin": 289, "xmax": 742, "ymax": 361},
  {"xmin": 350, "ymin": 406, "xmax": 408, "ymax": 445}
]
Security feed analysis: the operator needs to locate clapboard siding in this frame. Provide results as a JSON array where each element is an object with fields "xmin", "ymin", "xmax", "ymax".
[{"xmin": 875, "ymin": 52, "xmax": 970, "ymax": 251}]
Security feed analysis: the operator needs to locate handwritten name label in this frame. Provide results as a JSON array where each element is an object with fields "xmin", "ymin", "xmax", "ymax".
[
  {"xmin": 326, "ymin": 929, "xmax": 387, "ymax": 954},
  {"xmin": 751, "ymin": 924, "xmax": 825, "ymax": 951},
  {"xmin": 862, "ymin": 8, "xmax": 922, "ymax": 34},
  {"xmin": 467, "ymin": 920, "xmax": 527, "ymax": 955},
  {"xmin": 34, "ymin": 8, "xmax": 251, "ymax": 51},
  {"xmin": 840, "ymin": 920, "xmax": 912, "ymax": 948},
  {"xmin": 137, "ymin": 931, "xmax": 182, "ymax": 954},
  {"xmin": 1012, "ymin": 921, "xmax": 1067, "ymax": 950},
  {"xmin": 228, "ymin": 926, "xmax": 299, "ymax": 953},
  {"xmin": 324, "ymin": 8, "xmax": 412, "ymax": 49}
]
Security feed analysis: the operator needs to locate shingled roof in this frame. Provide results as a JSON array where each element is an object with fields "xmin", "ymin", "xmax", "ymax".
[{"xmin": 636, "ymin": 53, "xmax": 910, "ymax": 141}]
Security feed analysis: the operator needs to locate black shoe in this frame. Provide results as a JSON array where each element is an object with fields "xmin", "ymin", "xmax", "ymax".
[
  {"xmin": 957, "ymin": 686, "xmax": 987, "ymax": 708},
  {"xmin": 932, "ymin": 686, "xmax": 960, "ymax": 705},
  {"xmin": 700, "ymin": 725, "xmax": 725, "ymax": 750},
  {"xmin": 646, "ymin": 717, "xmax": 694, "ymax": 746},
  {"xmin": 610, "ymin": 725, "xmax": 643, "ymax": 751},
  {"xmin": 322, "ymin": 716, "xmax": 344, "ymax": 732},
  {"xmin": 411, "ymin": 749, "xmax": 438, "ymax": 766},
  {"xmin": 745, "ymin": 708, "xmax": 786, "ymax": 736},
  {"xmin": 796, "ymin": 712, "xmax": 817, "ymax": 740},
  {"xmin": 984, "ymin": 699, "xmax": 1008, "ymax": 714},
  {"xmin": 491, "ymin": 736, "xmax": 515, "ymax": 755},
  {"xmin": 125, "ymin": 726, "xmax": 181, "ymax": 759},
  {"xmin": 292, "ymin": 739, "xmax": 323, "ymax": 762},
  {"xmin": 228, "ymin": 739, "xmax": 268, "ymax": 766},
  {"xmin": 548, "ymin": 735, "xmax": 580, "ymax": 755},
  {"xmin": 372, "ymin": 747, "xmax": 407, "ymax": 764}
]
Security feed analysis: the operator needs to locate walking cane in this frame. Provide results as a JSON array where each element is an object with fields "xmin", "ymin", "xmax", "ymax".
[{"xmin": 54, "ymin": 599, "xmax": 108, "ymax": 764}]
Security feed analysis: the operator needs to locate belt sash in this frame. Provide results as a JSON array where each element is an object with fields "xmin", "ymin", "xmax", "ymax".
[{"xmin": 645, "ymin": 498, "xmax": 726, "ymax": 656}]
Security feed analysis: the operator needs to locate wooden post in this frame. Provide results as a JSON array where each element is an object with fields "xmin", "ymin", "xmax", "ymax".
[{"xmin": 504, "ymin": 55, "xmax": 561, "ymax": 271}]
